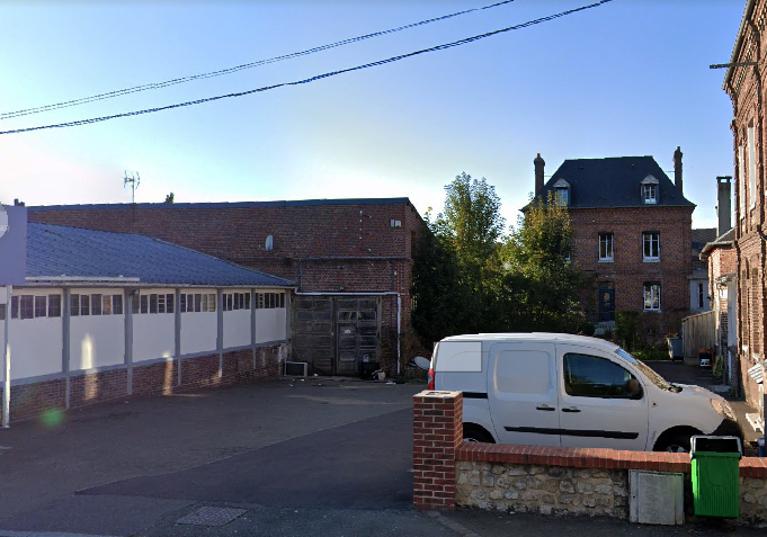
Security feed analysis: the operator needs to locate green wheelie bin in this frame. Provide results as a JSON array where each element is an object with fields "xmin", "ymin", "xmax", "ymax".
[{"xmin": 690, "ymin": 435, "xmax": 742, "ymax": 518}]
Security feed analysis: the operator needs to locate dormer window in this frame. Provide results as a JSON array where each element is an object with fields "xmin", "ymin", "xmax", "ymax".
[
  {"xmin": 552, "ymin": 178, "xmax": 570, "ymax": 206},
  {"xmin": 640, "ymin": 175, "xmax": 659, "ymax": 204}
]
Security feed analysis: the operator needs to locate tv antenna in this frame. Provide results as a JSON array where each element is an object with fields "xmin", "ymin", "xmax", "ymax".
[{"xmin": 123, "ymin": 171, "xmax": 140, "ymax": 204}]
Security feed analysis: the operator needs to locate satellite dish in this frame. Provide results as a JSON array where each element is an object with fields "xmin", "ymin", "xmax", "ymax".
[
  {"xmin": 413, "ymin": 356, "xmax": 430, "ymax": 371},
  {"xmin": 0, "ymin": 204, "xmax": 8, "ymax": 239}
]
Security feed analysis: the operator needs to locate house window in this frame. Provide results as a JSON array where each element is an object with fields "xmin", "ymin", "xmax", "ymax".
[
  {"xmin": 598, "ymin": 233, "xmax": 614, "ymax": 262},
  {"xmin": 47, "ymin": 295, "xmax": 61, "ymax": 317},
  {"xmin": 642, "ymin": 232, "xmax": 660, "ymax": 261},
  {"xmin": 91, "ymin": 294, "xmax": 102, "ymax": 316},
  {"xmin": 642, "ymin": 184, "xmax": 657, "ymax": 204},
  {"xmin": 697, "ymin": 282, "xmax": 705, "ymax": 310},
  {"xmin": 11, "ymin": 296, "xmax": 18, "ymax": 319},
  {"xmin": 20, "ymin": 295, "xmax": 34, "ymax": 320},
  {"xmin": 102, "ymin": 295, "xmax": 113, "ymax": 315},
  {"xmin": 140, "ymin": 295, "xmax": 148, "ymax": 314},
  {"xmin": 643, "ymin": 283, "xmax": 661, "ymax": 312},
  {"xmin": 80, "ymin": 295, "xmax": 90, "ymax": 316},
  {"xmin": 34, "ymin": 296, "xmax": 47, "ymax": 318},
  {"xmin": 113, "ymin": 295, "xmax": 123, "ymax": 315},
  {"xmin": 71, "ymin": 294, "xmax": 80, "ymax": 316},
  {"xmin": 738, "ymin": 145, "xmax": 746, "ymax": 219},
  {"xmin": 748, "ymin": 126, "xmax": 757, "ymax": 209},
  {"xmin": 554, "ymin": 187, "xmax": 569, "ymax": 206}
]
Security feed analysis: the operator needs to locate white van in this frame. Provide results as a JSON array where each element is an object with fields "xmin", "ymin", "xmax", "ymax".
[{"xmin": 428, "ymin": 333, "xmax": 742, "ymax": 452}]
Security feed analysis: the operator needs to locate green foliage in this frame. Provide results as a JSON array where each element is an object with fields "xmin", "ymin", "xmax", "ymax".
[
  {"xmin": 164, "ymin": 192, "xmax": 175, "ymax": 204},
  {"xmin": 411, "ymin": 173, "xmax": 586, "ymax": 347},
  {"xmin": 615, "ymin": 311, "xmax": 640, "ymax": 351}
]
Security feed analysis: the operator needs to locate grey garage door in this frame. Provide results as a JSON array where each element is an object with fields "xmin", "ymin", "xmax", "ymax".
[{"xmin": 293, "ymin": 296, "xmax": 380, "ymax": 376}]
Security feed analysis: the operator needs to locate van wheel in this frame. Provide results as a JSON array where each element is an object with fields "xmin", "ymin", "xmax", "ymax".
[
  {"xmin": 654, "ymin": 428, "xmax": 698, "ymax": 453},
  {"xmin": 463, "ymin": 424, "xmax": 494, "ymax": 444}
]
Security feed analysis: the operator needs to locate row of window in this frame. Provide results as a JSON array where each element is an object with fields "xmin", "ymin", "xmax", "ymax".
[
  {"xmin": 553, "ymin": 177, "xmax": 658, "ymax": 207},
  {"xmin": 597, "ymin": 232, "xmax": 660, "ymax": 262},
  {"xmin": 0, "ymin": 291, "xmax": 287, "ymax": 320}
]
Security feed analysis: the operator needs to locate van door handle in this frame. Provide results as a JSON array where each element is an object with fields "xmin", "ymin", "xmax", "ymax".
[
  {"xmin": 535, "ymin": 404, "xmax": 555, "ymax": 412},
  {"xmin": 562, "ymin": 407, "xmax": 581, "ymax": 413}
]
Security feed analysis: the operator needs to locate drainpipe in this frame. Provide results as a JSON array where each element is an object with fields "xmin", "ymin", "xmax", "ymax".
[
  {"xmin": 293, "ymin": 291, "xmax": 403, "ymax": 376},
  {"xmin": 2, "ymin": 285, "xmax": 12, "ymax": 428}
]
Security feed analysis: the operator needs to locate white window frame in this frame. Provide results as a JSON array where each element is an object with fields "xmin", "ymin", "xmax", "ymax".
[
  {"xmin": 598, "ymin": 232, "xmax": 614, "ymax": 262},
  {"xmin": 738, "ymin": 145, "xmax": 746, "ymax": 219},
  {"xmin": 748, "ymin": 126, "xmax": 757, "ymax": 209},
  {"xmin": 643, "ymin": 283, "xmax": 661, "ymax": 312},
  {"xmin": 641, "ymin": 183, "xmax": 657, "ymax": 204},
  {"xmin": 642, "ymin": 231, "xmax": 660, "ymax": 262}
]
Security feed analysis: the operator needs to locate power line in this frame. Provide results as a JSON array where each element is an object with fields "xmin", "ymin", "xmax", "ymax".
[
  {"xmin": 0, "ymin": 0, "xmax": 614, "ymax": 136},
  {"xmin": 0, "ymin": 0, "xmax": 518, "ymax": 120}
]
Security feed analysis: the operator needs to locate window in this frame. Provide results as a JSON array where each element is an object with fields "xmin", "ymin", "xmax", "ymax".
[
  {"xmin": 0, "ymin": 304, "xmax": 5, "ymax": 321},
  {"xmin": 80, "ymin": 295, "xmax": 90, "ymax": 316},
  {"xmin": 194, "ymin": 294, "xmax": 202, "ymax": 312},
  {"xmin": 34, "ymin": 296, "xmax": 47, "ymax": 318},
  {"xmin": 642, "ymin": 183, "xmax": 657, "ymax": 204},
  {"xmin": 643, "ymin": 283, "xmax": 661, "ymax": 312},
  {"xmin": 598, "ymin": 233, "xmax": 614, "ymax": 262},
  {"xmin": 166, "ymin": 293, "xmax": 174, "ymax": 313},
  {"xmin": 179, "ymin": 294, "xmax": 187, "ymax": 313},
  {"xmin": 48, "ymin": 295, "xmax": 62, "ymax": 317},
  {"xmin": 697, "ymin": 282, "xmax": 705, "ymax": 310},
  {"xmin": 564, "ymin": 353, "xmax": 642, "ymax": 399},
  {"xmin": 91, "ymin": 294, "xmax": 102, "ymax": 316},
  {"xmin": 140, "ymin": 295, "xmax": 148, "ymax": 314},
  {"xmin": 113, "ymin": 295, "xmax": 123, "ymax": 315},
  {"xmin": 102, "ymin": 295, "xmax": 112, "ymax": 315},
  {"xmin": 642, "ymin": 231, "xmax": 660, "ymax": 261},
  {"xmin": 738, "ymin": 145, "xmax": 746, "ymax": 219},
  {"xmin": 554, "ymin": 187, "xmax": 569, "ymax": 206},
  {"xmin": 20, "ymin": 295, "xmax": 34, "ymax": 320},
  {"xmin": 207, "ymin": 293, "xmax": 216, "ymax": 312},
  {"xmin": 748, "ymin": 126, "xmax": 757, "ymax": 209},
  {"xmin": 71, "ymin": 294, "xmax": 80, "ymax": 316},
  {"xmin": 11, "ymin": 296, "xmax": 19, "ymax": 319}
]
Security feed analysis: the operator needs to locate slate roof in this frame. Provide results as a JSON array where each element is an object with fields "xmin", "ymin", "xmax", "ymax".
[
  {"xmin": 692, "ymin": 228, "xmax": 718, "ymax": 253},
  {"xmin": 31, "ymin": 197, "xmax": 412, "ymax": 211},
  {"xmin": 700, "ymin": 228, "xmax": 735, "ymax": 259},
  {"xmin": 26, "ymin": 223, "xmax": 293, "ymax": 287},
  {"xmin": 532, "ymin": 156, "xmax": 695, "ymax": 209}
]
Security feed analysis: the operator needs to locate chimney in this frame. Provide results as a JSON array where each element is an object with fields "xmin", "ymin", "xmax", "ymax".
[
  {"xmin": 716, "ymin": 176, "xmax": 732, "ymax": 236},
  {"xmin": 673, "ymin": 146, "xmax": 683, "ymax": 192},
  {"xmin": 534, "ymin": 153, "xmax": 545, "ymax": 195}
]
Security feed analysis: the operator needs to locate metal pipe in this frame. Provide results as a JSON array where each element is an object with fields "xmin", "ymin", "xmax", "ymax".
[{"xmin": 3, "ymin": 285, "xmax": 12, "ymax": 428}]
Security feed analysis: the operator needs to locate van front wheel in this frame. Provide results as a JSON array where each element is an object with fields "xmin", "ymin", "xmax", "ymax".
[
  {"xmin": 463, "ymin": 424, "xmax": 495, "ymax": 443},
  {"xmin": 653, "ymin": 427, "xmax": 699, "ymax": 453}
]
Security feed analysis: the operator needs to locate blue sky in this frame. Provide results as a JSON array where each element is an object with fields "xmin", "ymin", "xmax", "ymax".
[{"xmin": 0, "ymin": 0, "xmax": 744, "ymax": 229}]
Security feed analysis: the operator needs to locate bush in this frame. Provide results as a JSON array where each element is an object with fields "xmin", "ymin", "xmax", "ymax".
[{"xmin": 615, "ymin": 311, "xmax": 640, "ymax": 351}]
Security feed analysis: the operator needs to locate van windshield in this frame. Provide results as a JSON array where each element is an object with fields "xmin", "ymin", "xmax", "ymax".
[{"xmin": 614, "ymin": 348, "xmax": 676, "ymax": 392}]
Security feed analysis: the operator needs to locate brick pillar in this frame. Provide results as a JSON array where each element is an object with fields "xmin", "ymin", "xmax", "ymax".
[{"xmin": 412, "ymin": 390, "xmax": 463, "ymax": 510}]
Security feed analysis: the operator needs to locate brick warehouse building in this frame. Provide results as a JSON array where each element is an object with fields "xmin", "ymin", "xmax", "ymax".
[
  {"xmin": 530, "ymin": 152, "xmax": 695, "ymax": 342},
  {"xmin": 29, "ymin": 198, "xmax": 426, "ymax": 376},
  {"xmin": 724, "ymin": 0, "xmax": 767, "ymax": 416}
]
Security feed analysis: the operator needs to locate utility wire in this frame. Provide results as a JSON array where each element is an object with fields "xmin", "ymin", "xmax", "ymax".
[
  {"xmin": 0, "ymin": 0, "xmax": 517, "ymax": 120},
  {"xmin": 0, "ymin": 0, "xmax": 614, "ymax": 136}
]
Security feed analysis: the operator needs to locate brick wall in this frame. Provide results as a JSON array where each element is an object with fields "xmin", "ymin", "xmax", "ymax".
[
  {"xmin": 412, "ymin": 390, "xmax": 767, "ymax": 525},
  {"xmin": 725, "ymin": 0, "xmax": 767, "ymax": 416},
  {"xmin": 0, "ymin": 344, "xmax": 285, "ymax": 423},
  {"xmin": 570, "ymin": 206, "xmax": 692, "ymax": 339}
]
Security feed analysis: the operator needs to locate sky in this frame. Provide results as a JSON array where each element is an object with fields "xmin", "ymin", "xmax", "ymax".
[{"xmin": 0, "ymin": 0, "xmax": 746, "ymax": 229}]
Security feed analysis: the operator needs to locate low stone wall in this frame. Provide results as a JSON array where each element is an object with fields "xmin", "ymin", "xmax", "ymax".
[
  {"xmin": 1, "ymin": 342, "xmax": 286, "ymax": 423},
  {"xmin": 457, "ymin": 461, "xmax": 627, "ymax": 518},
  {"xmin": 413, "ymin": 390, "xmax": 767, "ymax": 527}
]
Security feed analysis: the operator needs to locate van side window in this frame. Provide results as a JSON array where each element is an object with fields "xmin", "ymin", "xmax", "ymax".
[
  {"xmin": 563, "ymin": 353, "xmax": 642, "ymax": 399},
  {"xmin": 496, "ymin": 350, "xmax": 552, "ymax": 395}
]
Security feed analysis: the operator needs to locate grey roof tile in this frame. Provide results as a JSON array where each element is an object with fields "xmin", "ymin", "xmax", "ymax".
[{"xmin": 27, "ymin": 223, "xmax": 292, "ymax": 287}]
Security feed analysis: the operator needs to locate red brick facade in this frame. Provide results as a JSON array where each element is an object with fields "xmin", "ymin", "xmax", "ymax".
[
  {"xmin": 29, "ymin": 199, "xmax": 426, "ymax": 373},
  {"xmin": 0, "ymin": 345, "xmax": 282, "ymax": 423},
  {"xmin": 725, "ymin": 0, "xmax": 767, "ymax": 412},
  {"xmin": 570, "ymin": 206, "xmax": 693, "ymax": 340}
]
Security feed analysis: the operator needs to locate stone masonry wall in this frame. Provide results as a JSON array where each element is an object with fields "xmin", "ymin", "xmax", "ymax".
[{"xmin": 457, "ymin": 461, "xmax": 627, "ymax": 518}]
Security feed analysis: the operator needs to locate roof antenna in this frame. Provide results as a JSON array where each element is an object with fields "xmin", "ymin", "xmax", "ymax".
[{"xmin": 123, "ymin": 171, "xmax": 141, "ymax": 204}]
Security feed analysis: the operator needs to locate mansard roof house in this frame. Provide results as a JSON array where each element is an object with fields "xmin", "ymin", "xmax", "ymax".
[{"xmin": 528, "ymin": 150, "xmax": 696, "ymax": 342}]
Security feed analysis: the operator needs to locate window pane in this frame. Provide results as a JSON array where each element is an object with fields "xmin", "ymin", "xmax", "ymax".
[
  {"xmin": 157, "ymin": 294, "xmax": 166, "ymax": 314},
  {"xmin": 245, "ymin": 293, "xmax": 251, "ymax": 309},
  {"xmin": 80, "ymin": 295, "xmax": 90, "ymax": 316},
  {"xmin": 102, "ymin": 295, "xmax": 112, "ymax": 315},
  {"xmin": 180, "ymin": 294, "xmax": 187, "ymax": 313},
  {"xmin": 91, "ymin": 294, "xmax": 102, "ymax": 316},
  {"xmin": 34, "ymin": 295, "xmax": 47, "ymax": 318},
  {"xmin": 131, "ymin": 293, "xmax": 139, "ymax": 314},
  {"xmin": 564, "ymin": 353, "xmax": 638, "ymax": 398},
  {"xmin": 0, "ymin": 304, "xmax": 5, "ymax": 321},
  {"xmin": 257, "ymin": 293, "xmax": 264, "ymax": 309},
  {"xmin": 167, "ymin": 294, "xmax": 174, "ymax": 314},
  {"xmin": 208, "ymin": 294, "xmax": 216, "ymax": 312},
  {"xmin": 140, "ymin": 294, "xmax": 148, "ymax": 314},
  {"xmin": 11, "ymin": 296, "xmax": 19, "ymax": 319},
  {"xmin": 70, "ymin": 294, "xmax": 80, "ymax": 316},
  {"xmin": 150, "ymin": 294, "xmax": 158, "ymax": 314},
  {"xmin": 280, "ymin": 293, "xmax": 285, "ymax": 308},
  {"xmin": 48, "ymin": 295, "xmax": 61, "ymax": 317},
  {"xmin": 20, "ymin": 295, "xmax": 34, "ymax": 320},
  {"xmin": 194, "ymin": 294, "xmax": 202, "ymax": 312},
  {"xmin": 113, "ymin": 295, "xmax": 123, "ymax": 315}
]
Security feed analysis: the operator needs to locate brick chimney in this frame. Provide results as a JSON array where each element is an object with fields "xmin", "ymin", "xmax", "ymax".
[
  {"xmin": 534, "ymin": 153, "xmax": 545, "ymax": 195},
  {"xmin": 716, "ymin": 176, "xmax": 732, "ymax": 236},
  {"xmin": 673, "ymin": 146, "xmax": 683, "ymax": 192}
]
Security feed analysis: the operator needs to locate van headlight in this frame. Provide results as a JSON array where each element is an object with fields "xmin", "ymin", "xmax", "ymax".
[{"xmin": 710, "ymin": 398, "xmax": 736, "ymax": 421}]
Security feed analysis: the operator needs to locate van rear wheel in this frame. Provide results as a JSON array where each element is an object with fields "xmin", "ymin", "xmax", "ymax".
[{"xmin": 463, "ymin": 424, "xmax": 494, "ymax": 443}]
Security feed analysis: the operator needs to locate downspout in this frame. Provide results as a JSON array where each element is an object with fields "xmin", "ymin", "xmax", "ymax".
[
  {"xmin": 293, "ymin": 291, "xmax": 402, "ymax": 376},
  {"xmin": 2, "ymin": 285, "xmax": 11, "ymax": 428}
]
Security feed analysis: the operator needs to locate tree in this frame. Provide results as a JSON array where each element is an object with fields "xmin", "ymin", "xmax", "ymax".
[{"xmin": 164, "ymin": 192, "xmax": 175, "ymax": 204}]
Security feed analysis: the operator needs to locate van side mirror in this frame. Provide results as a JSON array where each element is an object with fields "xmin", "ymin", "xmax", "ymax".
[{"xmin": 626, "ymin": 378, "xmax": 643, "ymax": 399}]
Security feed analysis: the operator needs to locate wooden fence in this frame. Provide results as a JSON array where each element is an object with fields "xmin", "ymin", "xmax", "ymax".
[{"xmin": 680, "ymin": 310, "xmax": 716, "ymax": 362}]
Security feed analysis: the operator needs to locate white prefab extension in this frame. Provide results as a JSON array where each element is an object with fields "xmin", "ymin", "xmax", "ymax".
[{"xmin": 0, "ymin": 222, "xmax": 293, "ymax": 422}]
